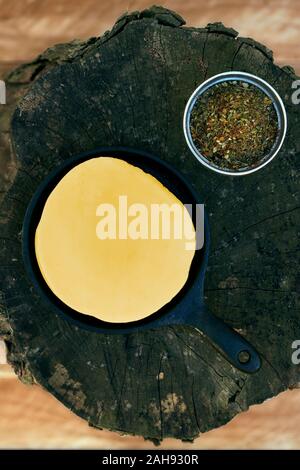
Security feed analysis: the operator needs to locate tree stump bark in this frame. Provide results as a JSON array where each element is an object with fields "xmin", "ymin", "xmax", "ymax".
[{"xmin": 0, "ymin": 6, "xmax": 300, "ymax": 443}]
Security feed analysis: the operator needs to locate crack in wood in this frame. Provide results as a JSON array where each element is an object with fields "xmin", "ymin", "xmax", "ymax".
[{"xmin": 212, "ymin": 206, "xmax": 300, "ymax": 257}]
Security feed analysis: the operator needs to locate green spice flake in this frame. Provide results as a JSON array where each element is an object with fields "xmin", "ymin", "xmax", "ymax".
[{"xmin": 190, "ymin": 81, "xmax": 278, "ymax": 170}]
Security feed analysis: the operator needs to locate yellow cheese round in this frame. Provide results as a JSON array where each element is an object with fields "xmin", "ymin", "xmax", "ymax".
[{"xmin": 35, "ymin": 157, "xmax": 195, "ymax": 323}]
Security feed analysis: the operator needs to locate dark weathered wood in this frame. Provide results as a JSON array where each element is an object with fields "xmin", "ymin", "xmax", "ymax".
[{"xmin": 0, "ymin": 6, "xmax": 300, "ymax": 443}]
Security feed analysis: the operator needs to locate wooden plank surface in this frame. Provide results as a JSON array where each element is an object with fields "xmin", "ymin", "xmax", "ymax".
[
  {"xmin": 0, "ymin": 343, "xmax": 6, "ymax": 365},
  {"xmin": 0, "ymin": 0, "xmax": 300, "ymax": 449},
  {"xmin": 0, "ymin": 0, "xmax": 299, "ymax": 72},
  {"xmin": 1, "ymin": 365, "xmax": 300, "ymax": 449}
]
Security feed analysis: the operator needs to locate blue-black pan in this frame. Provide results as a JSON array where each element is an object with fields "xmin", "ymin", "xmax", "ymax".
[{"xmin": 22, "ymin": 147, "xmax": 261, "ymax": 373}]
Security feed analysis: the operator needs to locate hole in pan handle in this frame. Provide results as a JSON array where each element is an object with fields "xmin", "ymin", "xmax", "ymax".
[{"xmin": 186, "ymin": 306, "xmax": 261, "ymax": 373}]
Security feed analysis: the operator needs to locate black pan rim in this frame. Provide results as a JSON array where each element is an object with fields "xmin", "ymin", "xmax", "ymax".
[{"xmin": 22, "ymin": 146, "xmax": 210, "ymax": 333}]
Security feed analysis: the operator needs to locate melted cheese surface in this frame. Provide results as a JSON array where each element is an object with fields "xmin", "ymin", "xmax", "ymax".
[{"xmin": 35, "ymin": 157, "xmax": 195, "ymax": 323}]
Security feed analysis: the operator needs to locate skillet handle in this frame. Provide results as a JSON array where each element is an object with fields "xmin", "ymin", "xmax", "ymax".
[{"xmin": 188, "ymin": 306, "xmax": 261, "ymax": 373}]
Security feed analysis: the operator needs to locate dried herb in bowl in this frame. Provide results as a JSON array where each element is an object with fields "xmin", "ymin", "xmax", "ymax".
[{"xmin": 190, "ymin": 81, "xmax": 278, "ymax": 170}]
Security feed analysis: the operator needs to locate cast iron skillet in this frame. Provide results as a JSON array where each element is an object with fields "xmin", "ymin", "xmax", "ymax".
[{"xmin": 22, "ymin": 146, "xmax": 261, "ymax": 373}]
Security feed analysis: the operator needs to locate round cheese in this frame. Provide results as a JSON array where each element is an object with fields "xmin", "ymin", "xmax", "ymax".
[{"xmin": 35, "ymin": 157, "xmax": 195, "ymax": 323}]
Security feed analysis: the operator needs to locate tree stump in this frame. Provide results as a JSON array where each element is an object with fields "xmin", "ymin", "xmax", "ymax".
[{"xmin": 0, "ymin": 6, "xmax": 300, "ymax": 443}]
